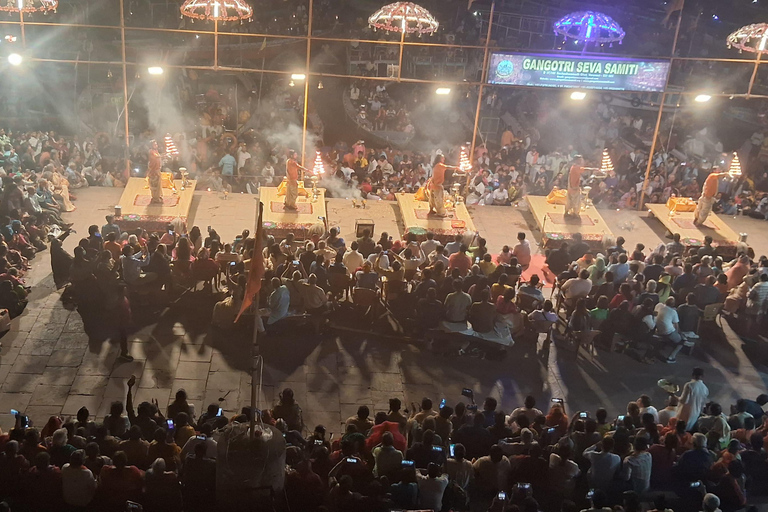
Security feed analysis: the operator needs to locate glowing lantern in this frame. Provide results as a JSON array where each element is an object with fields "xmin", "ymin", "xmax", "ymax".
[
  {"xmin": 729, "ymin": 152, "xmax": 742, "ymax": 178},
  {"xmin": 458, "ymin": 145, "xmax": 472, "ymax": 174},
  {"xmin": 164, "ymin": 134, "xmax": 179, "ymax": 157},
  {"xmin": 600, "ymin": 148, "xmax": 614, "ymax": 174},
  {"xmin": 312, "ymin": 151, "xmax": 325, "ymax": 175}
]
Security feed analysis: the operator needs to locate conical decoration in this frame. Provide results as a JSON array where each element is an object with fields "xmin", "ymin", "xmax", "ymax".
[
  {"xmin": 164, "ymin": 134, "xmax": 179, "ymax": 157},
  {"xmin": 312, "ymin": 151, "xmax": 325, "ymax": 175},
  {"xmin": 458, "ymin": 145, "xmax": 472, "ymax": 174},
  {"xmin": 729, "ymin": 152, "xmax": 742, "ymax": 178},
  {"xmin": 600, "ymin": 148, "xmax": 614, "ymax": 174}
]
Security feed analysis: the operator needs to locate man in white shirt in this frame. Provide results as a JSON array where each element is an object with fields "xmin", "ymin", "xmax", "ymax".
[
  {"xmin": 428, "ymin": 245, "xmax": 449, "ymax": 267},
  {"xmin": 472, "ymin": 446, "xmax": 511, "ymax": 494},
  {"xmin": 236, "ymin": 144, "xmax": 251, "ymax": 172},
  {"xmin": 343, "ymin": 241, "xmax": 364, "ymax": 275},
  {"xmin": 583, "ymin": 437, "xmax": 621, "ymax": 491},
  {"xmin": 445, "ymin": 234, "xmax": 464, "ymax": 256},
  {"xmin": 638, "ymin": 395, "xmax": 660, "ymax": 424},
  {"xmin": 654, "ymin": 297, "xmax": 686, "ymax": 363},
  {"xmin": 511, "ymin": 232, "xmax": 532, "ymax": 269},
  {"xmin": 416, "ymin": 463, "xmax": 450, "ymax": 511},
  {"xmin": 508, "ymin": 396, "xmax": 543, "ymax": 426},
  {"xmin": 367, "ymin": 246, "xmax": 389, "ymax": 270},
  {"xmin": 657, "ymin": 396, "xmax": 678, "ymax": 426},
  {"xmin": 499, "ymin": 428, "xmax": 539, "ymax": 456},
  {"xmin": 676, "ymin": 367, "xmax": 709, "ymax": 430},
  {"xmin": 62, "ymin": 449, "xmax": 97, "ymax": 508},
  {"xmin": 492, "ymin": 185, "xmax": 508, "ymax": 205},
  {"xmin": 561, "ymin": 269, "xmax": 592, "ymax": 305},
  {"xmin": 420, "ymin": 232, "xmax": 438, "ymax": 258}
]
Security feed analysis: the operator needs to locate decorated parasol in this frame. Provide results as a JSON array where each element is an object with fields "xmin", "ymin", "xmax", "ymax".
[
  {"xmin": 554, "ymin": 11, "xmax": 625, "ymax": 46},
  {"xmin": 180, "ymin": 0, "xmax": 252, "ymax": 22},
  {"xmin": 0, "ymin": 0, "xmax": 57, "ymax": 12},
  {"xmin": 368, "ymin": 2, "xmax": 439, "ymax": 35},
  {"xmin": 727, "ymin": 23, "xmax": 768, "ymax": 54}
]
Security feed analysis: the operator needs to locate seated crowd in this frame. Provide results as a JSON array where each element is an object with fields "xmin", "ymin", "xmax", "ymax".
[
  {"xmin": 546, "ymin": 232, "xmax": 768, "ymax": 364},
  {"xmin": 2, "ymin": 370, "xmax": 767, "ymax": 512}
]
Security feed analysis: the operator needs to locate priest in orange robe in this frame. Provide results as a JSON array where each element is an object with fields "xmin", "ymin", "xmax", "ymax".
[
  {"xmin": 147, "ymin": 140, "xmax": 164, "ymax": 204},
  {"xmin": 693, "ymin": 169, "xmax": 728, "ymax": 226},
  {"xmin": 427, "ymin": 154, "xmax": 459, "ymax": 217},
  {"xmin": 285, "ymin": 150, "xmax": 307, "ymax": 210}
]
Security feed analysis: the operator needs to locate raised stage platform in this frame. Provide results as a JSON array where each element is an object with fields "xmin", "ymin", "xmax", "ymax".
[
  {"xmin": 259, "ymin": 186, "xmax": 326, "ymax": 240},
  {"xmin": 395, "ymin": 193, "xmax": 476, "ymax": 243},
  {"xmin": 115, "ymin": 177, "xmax": 197, "ymax": 232},
  {"xmin": 527, "ymin": 195, "xmax": 612, "ymax": 250},
  {"xmin": 647, "ymin": 203, "xmax": 739, "ymax": 257}
]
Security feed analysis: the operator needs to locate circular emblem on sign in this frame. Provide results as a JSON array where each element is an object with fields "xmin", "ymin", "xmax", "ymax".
[{"xmin": 496, "ymin": 59, "xmax": 514, "ymax": 78}]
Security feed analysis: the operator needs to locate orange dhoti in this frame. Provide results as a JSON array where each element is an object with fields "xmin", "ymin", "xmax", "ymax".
[{"xmin": 426, "ymin": 179, "xmax": 446, "ymax": 216}]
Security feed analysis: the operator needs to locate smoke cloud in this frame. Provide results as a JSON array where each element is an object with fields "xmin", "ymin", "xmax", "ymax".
[{"xmin": 320, "ymin": 174, "xmax": 362, "ymax": 200}]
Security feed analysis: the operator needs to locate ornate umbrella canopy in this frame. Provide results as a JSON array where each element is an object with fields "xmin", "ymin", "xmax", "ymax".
[
  {"xmin": 368, "ymin": 2, "xmax": 439, "ymax": 35},
  {"xmin": 727, "ymin": 23, "xmax": 768, "ymax": 54},
  {"xmin": 0, "ymin": 0, "xmax": 57, "ymax": 13},
  {"xmin": 554, "ymin": 10, "xmax": 625, "ymax": 45},
  {"xmin": 180, "ymin": 0, "xmax": 252, "ymax": 22}
]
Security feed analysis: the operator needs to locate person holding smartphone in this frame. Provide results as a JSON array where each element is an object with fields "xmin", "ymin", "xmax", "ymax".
[{"xmin": 445, "ymin": 443, "xmax": 473, "ymax": 493}]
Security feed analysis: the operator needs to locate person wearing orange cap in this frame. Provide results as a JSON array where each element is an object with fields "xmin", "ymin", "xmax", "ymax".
[
  {"xmin": 693, "ymin": 169, "xmax": 729, "ymax": 226},
  {"xmin": 284, "ymin": 150, "xmax": 308, "ymax": 210}
]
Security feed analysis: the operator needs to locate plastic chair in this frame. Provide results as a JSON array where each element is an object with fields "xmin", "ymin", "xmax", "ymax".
[
  {"xmin": 328, "ymin": 273, "xmax": 350, "ymax": 302},
  {"xmin": 383, "ymin": 278, "xmax": 407, "ymax": 302},
  {"xmin": 530, "ymin": 319, "xmax": 555, "ymax": 342},
  {"xmin": 352, "ymin": 287, "xmax": 379, "ymax": 318},
  {"xmin": 517, "ymin": 293, "xmax": 541, "ymax": 314},
  {"xmin": 699, "ymin": 302, "xmax": 724, "ymax": 332}
]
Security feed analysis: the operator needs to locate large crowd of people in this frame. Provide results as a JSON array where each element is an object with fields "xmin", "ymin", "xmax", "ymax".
[{"xmin": 0, "ymin": 180, "xmax": 756, "ymax": 510}]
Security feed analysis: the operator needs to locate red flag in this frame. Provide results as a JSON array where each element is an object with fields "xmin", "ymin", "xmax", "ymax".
[{"xmin": 236, "ymin": 202, "xmax": 265, "ymax": 322}]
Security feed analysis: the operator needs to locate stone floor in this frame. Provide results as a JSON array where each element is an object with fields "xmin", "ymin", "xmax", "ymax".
[{"xmin": 0, "ymin": 187, "xmax": 767, "ymax": 438}]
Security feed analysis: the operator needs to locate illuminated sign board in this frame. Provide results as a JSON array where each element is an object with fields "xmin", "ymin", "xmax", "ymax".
[{"xmin": 487, "ymin": 53, "xmax": 670, "ymax": 92}]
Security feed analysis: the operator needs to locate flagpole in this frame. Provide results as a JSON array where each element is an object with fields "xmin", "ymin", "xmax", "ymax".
[{"xmin": 250, "ymin": 201, "xmax": 264, "ymax": 441}]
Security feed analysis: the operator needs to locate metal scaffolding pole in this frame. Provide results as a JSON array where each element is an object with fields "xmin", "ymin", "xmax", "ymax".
[
  {"xmin": 301, "ymin": 0, "xmax": 314, "ymax": 168},
  {"xmin": 119, "ymin": 0, "xmax": 131, "ymax": 177},
  {"xmin": 469, "ymin": 1, "xmax": 495, "ymax": 189},
  {"xmin": 638, "ymin": 0, "xmax": 684, "ymax": 209}
]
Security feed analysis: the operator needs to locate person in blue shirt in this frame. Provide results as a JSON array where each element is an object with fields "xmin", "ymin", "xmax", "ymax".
[{"xmin": 219, "ymin": 151, "xmax": 236, "ymax": 186}]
